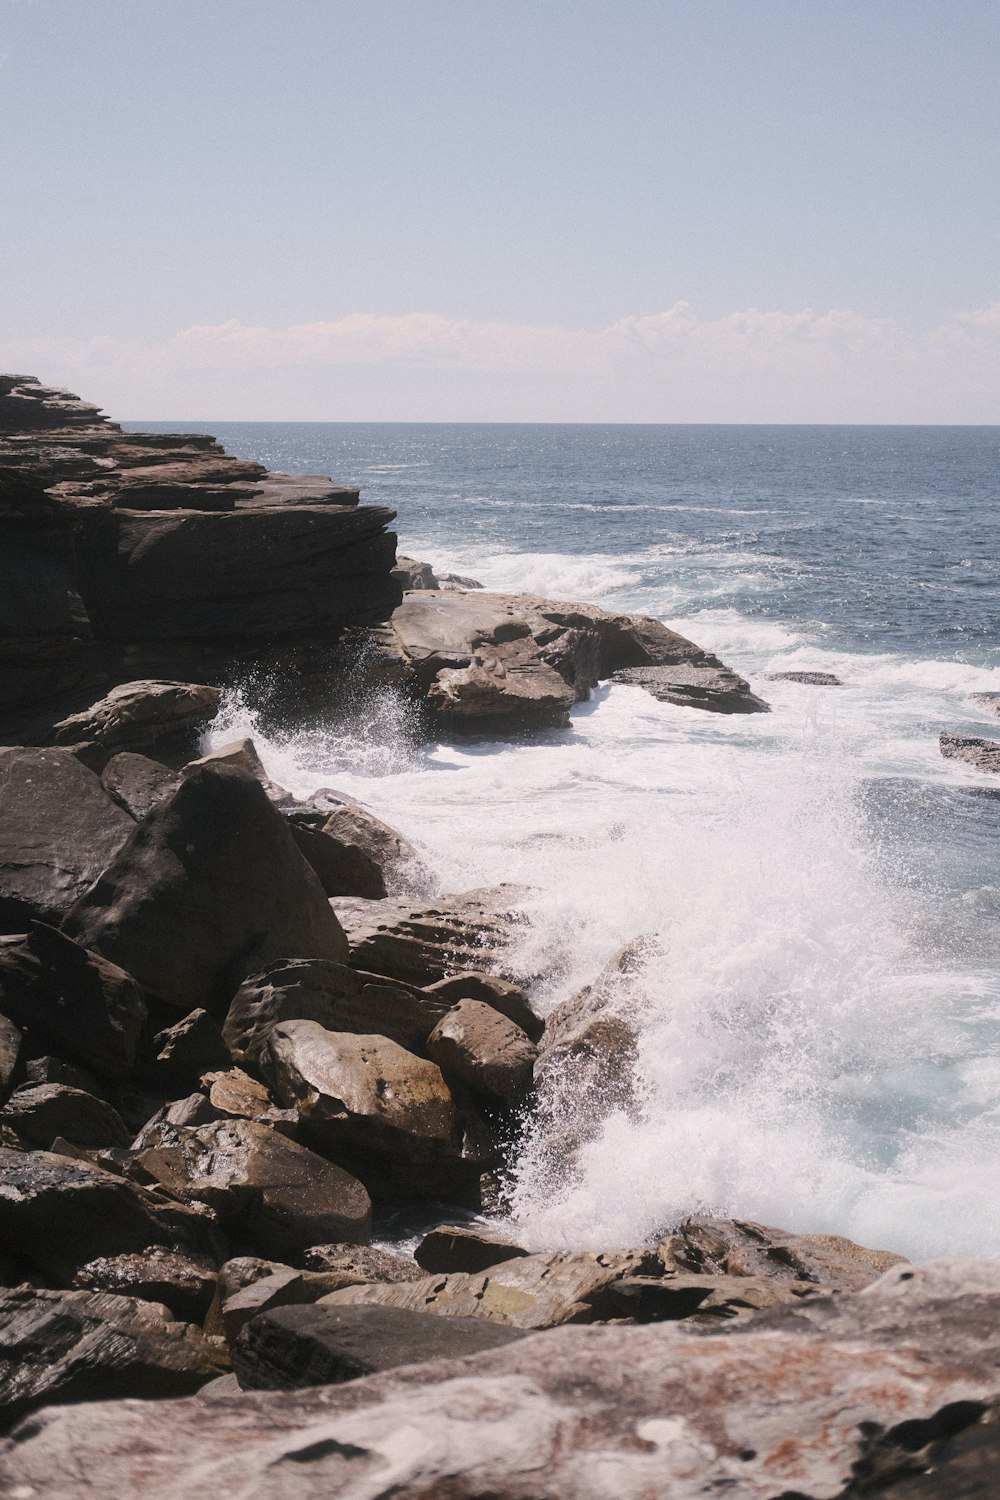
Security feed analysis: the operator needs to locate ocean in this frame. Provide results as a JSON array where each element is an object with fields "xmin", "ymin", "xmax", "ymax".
[{"xmin": 131, "ymin": 421, "xmax": 1000, "ymax": 1262}]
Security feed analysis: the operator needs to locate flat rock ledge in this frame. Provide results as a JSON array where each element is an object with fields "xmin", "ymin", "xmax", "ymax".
[
  {"xmin": 940, "ymin": 731, "xmax": 1000, "ymax": 774},
  {"xmin": 4, "ymin": 1260, "xmax": 1000, "ymax": 1499}
]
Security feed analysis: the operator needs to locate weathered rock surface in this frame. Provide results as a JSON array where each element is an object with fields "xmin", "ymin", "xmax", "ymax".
[
  {"xmin": 321, "ymin": 1248, "xmax": 651, "ymax": 1329},
  {"xmin": 423, "ymin": 969, "xmax": 543, "ymax": 1041},
  {"xmin": 219, "ymin": 1267, "xmax": 354, "ymax": 1342},
  {"xmin": 135, "ymin": 1117, "xmax": 372, "ymax": 1258},
  {"xmin": 48, "ymin": 679, "xmax": 221, "ymax": 752},
  {"xmin": 0, "ymin": 1146, "xmax": 212, "ymax": 1283},
  {"xmin": 234, "ymin": 1302, "xmax": 527, "ymax": 1391},
  {"xmin": 64, "ymin": 765, "xmax": 349, "ymax": 1011},
  {"xmin": 765, "ymin": 669, "xmax": 843, "ymax": 686},
  {"xmin": 0, "ymin": 923, "xmax": 146, "ymax": 1079},
  {"xmin": 391, "ymin": 555, "xmax": 439, "ymax": 590},
  {"xmin": 307, "ymin": 802, "xmax": 434, "ymax": 897},
  {"xmin": 414, "ymin": 1223, "xmax": 530, "ymax": 1274},
  {"xmin": 970, "ymin": 690, "xmax": 1000, "ymax": 718},
  {"xmin": 201, "ymin": 1067, "xmax": 273, "ymax": 1120},
  {"xmin": 0, "ymin": 1285, "xmax": 224, "ymax": 1431},
  {"xmin": 8, "ymin": 1260, "xmax": 1000, "ymax": 1499},
  {"xmin": 658, "ymin": 1213, "xmax": 907, "ymax": 1294},
  {"xmin": 427, "ymin": 999, "xmax": 537, "ymax": 1102},
  {"xmin": 100, "ymin": 750, "xmax": 180, "ymax": 819},
  {"xmin": 223, "ymin": 958, "xmax": 449, "ymax": 1068},
  {"xmin": 603, "ymin": 1271, "xmax": 818, "ymax": 1322},
  {"xmin": 336, "ymin": 886, "xmax": 528, "ymax": 987},
  {"xmin": 0, "ymin": 1081, "xmax": 130, "ymax": 1149},
  {"xmin": 940, "ymin": 731, "xmax": 1000, "ymax": 774},
  {"xmin": 71, "ymin": 1248, "xmax": 218, "ymax": 1323},
  {"xmin": 611, "ymin": 662, "xmax": 770, "ymax": 713},
  {"xmin": 302, "ymin": 1243, "xmax": 424, "ymax": 1284},
  {"xmin": 0, "ymin": 747, "xmax": 134, "ymax": 929}
]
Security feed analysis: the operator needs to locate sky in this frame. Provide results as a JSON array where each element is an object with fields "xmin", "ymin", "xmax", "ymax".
[{"xmin": 1, "ymin": 0, "xmax": 998, "ymax": 422}]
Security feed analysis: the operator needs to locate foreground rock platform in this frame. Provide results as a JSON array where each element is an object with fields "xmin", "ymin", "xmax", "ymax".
[{"xmin": 4, "ymin": 1260, "xmax": 1000, "ymax": 1498}]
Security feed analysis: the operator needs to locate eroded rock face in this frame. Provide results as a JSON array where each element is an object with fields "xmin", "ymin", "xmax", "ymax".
[
  {"xmin": 427, "ymin": 999, "xmax": 537, "ymax": 1103},
  {"xmin": 48, "ymin": 680, "xmax": 221, "ymax": 753},
  {"xmin": 424, "ymin": 970, "xmax": 543, "ymax": 1041},
  {"xmin": 336, "ymin": 886, "xmax": 528, "ymax": 987},
  {"xmin": 610, "ymin": 662, "xmax": 770, "ymax": 713},
  {"xmin": 64, "ymin": 765, "xmax": 349, "ymax": 1012},
  {"xmin": 940, "ymin": 731, "xmax": 1000, "ymax": 773},
  {"xmin": 134, "ymin": 1116, "xmax": 372, "ymax": 1259},
  {"xmin": 0, "ymin": 747, "xmax": 134, "ymax": 930},
  {"xmin": 658, "ymin": 1214, "xmax": 907, "ymax": 1294},
  {"xmin": 71, "ymin": 1249, "xmax": 218, "ymax": 1323},
  {"xmin": 7, "ymin": 1260, "xmax": 1000, "ymax": 1499},
  {"xmin": 0, "ymin": 1285, "xmax": 225, "ymax": 1432},
  {"xmin": 100, "ymin": 751, "xmax": 180, "ymax": 820}
]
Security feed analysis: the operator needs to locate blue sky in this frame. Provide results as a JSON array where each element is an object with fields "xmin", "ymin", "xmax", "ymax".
[{"xmin": 2, "ymin": 0, "xmax": 998, "ymax": 420}]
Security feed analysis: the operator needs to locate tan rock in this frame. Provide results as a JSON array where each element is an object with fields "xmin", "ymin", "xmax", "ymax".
[{"xmin": 427, "ymin": 1000, "xmax": 537, "ymax": 1102}]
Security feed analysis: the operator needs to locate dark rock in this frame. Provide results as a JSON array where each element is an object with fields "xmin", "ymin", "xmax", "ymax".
[
  {"xmin": 765, "ymin": 669, "xmax": 843, "ymax": 686},
  {"xmin": 64, "ymin": 765, "xmax": 350, "ymax": 1013},
  {"xmin": 152, "ymin": 1007, "xmax": 231, "ymax": 1085},
  {"xmin": 611, "ymin": 662, "xmax": 770, "ymax": 713},
  {"xmin": 71, "ymin": 1249, "xmax": 218, "ymax": 1323},
  {"xmin": 604, "ymin": 1272, "xmax": 817, "ymax": 1322},
  {"xmin": 297, "ymin": 802, "xmax": 433, "ymax": 898},
  {"xmin": 0, "ymin": 923, "xmax": 146, "ymax": 1080},
  {"xmin": 233, "ymin": 1302, "xmax": 526, "ymax": 1391},
  {"xmin": 970, "ymin": 691, "xmax": 1000, "ymax": 719},
  {"xmin": 0, "ymin": 1082, "xmax": 130, "ymax": 1149},
  {"xmin": 427, "ymin": 1000, "xmax": 537, "ymax": 1103},
  {"xmin": 391, "ymin": 556, "xmax": 439, "ymax": 590},
  {"xmin": 7, "ymin": 1259, "xmax": 1000, "ymax": 1500},
  {"xmin": 0, "ymin": 1017, "xmax": 20, "ymax": 1104},
  {"xmin": 0, "ymin": 1146, "xmax": 213, "ymax": 1284},
  {"xmin": 0, "ymin": 747, "xmax": 134, "ymax": 930},
  {"xmin": 101, "ymin": 751, "xmax": 180, "ymax": 819},
  {"xmin": 224, "ymin": 958, "xmax": 450, "ymax": 1069},
  {"xmin": 414, "ymin": 1223, "xmax": 530, "ymax": 1275},
  {"xmin": 940, "ymin": 732, "xmax": 1000, "ymax": 774},
  {"xmin": 48, "ymin": 680, "xmax": 221, "ymax": 752},
  {"xmin": 336, "ymin": 886, "xmax": 528, "ymax": 987},
  {"xmin": 423, "ymin": 970, "xmax": 543, "ymax": 1042},
  {"xmin": 302, "ymin": 1243, "xmax": 424, "ymax": 1284},
  {"xmin": 184, "ymin": 736, "xmax": 293, "ymax": 803},
  {"xmin": 22, "ymin": 1054, "xmax": 102, "ymax": 1091},
  {"xmin": 0, "ymin": 1285, "xmax": 224, "ymax": 1431},
  {"xmin": 135, "ymin": 1116, "xmax": 372, "ymax": 1258},
  {"xmin": 658, "ymin": 1214, "xmax": 907, "ymax": 1293},
  {"xmin": 288, "ymin": 821, "xmax": 388, "ymax": 899}
]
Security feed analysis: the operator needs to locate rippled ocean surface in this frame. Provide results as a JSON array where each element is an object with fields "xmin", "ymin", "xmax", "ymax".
[{"xmin": 134, "ymin": 422, "xmax": 1000, "ymax": 1260}]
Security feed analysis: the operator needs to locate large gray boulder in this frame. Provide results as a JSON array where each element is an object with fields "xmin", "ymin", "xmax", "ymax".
[
  {"xmin": 0, "ymin": 747, "xmax": 134, "ymax": 931},
  {"xmin": 64, "ymin": 765, "xmax": 350, "ymax": 1012},
  {"xmin": 7, "ymin": 1260, "xmax": 1000, "ymax": 1498}
]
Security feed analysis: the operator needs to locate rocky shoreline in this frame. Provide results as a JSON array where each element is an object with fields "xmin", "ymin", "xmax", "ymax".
[{"xmin": 1, "ymin": 377, "xmax": 998, "ymax": 1496}]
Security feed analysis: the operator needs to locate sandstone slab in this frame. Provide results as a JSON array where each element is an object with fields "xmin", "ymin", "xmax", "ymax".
[{"xmin": 336, "ymin": 885, "xmax": 528, "ymax": 987}]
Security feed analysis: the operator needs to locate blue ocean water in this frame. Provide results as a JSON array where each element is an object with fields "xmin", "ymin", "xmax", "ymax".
[{"xmin": 133, "ymin": 422, "xmax": 1000, "ymax": 1260}]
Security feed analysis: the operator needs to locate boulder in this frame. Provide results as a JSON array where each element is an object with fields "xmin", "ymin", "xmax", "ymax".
[
  {"xmin": 100, "ymin": 751, "xmax": 180, "ymax": 819},
  {"xmin": 23, "ymin": 1053, "xmax": 102, "ymax": 1091},
  {"xmin": 299, "ymin": 803, "xmax": 433, "ymax": 897},
  {"xmin": 610, "ymin": 662, "xmax": 770, "ymax": 713},
  {"xmin": 940, "ymin": 731, "xmax": 1000, "ymax": 774},
  {"xmin": 71, "ymin": 1249, "xmax": 218, "ymax": 1323},
  {"xmin": 48, "ymin": 680, "xmax": 221, "ymax": 752},
  {"xmin": 151, "ymin": 1007, "xmax": 231, "ymax": 1085},
  {"xmin": 603, "ymin": 1272, "xmax": 817, "ymax": 1322},
  {"xmin": 970, "ymin": 690, "xmax": 1000, "ymax": 718},
  {"xmin": 64, "ymin": 765, "xmax": 350, "ymax": 1013},
  {"xmin": 423, "ymin": 970, "xmax": 543, "ymax": 1042},
  {"xmin": 223, "ymin": 958, "xmax": 450, "ymax": 1069},
  {"xmin": 134, "ymin": 1116, "xmax": 372, "ymax": 1259},
  {"xmin": 438, "ymin": 570, "xmax": 484, "ymax": 591},
  {"xmin": 657, "ymin": 1214, "xmax": 907, "ymax": 1294},
  {"xmin": 391, "ymin": 556, "xmax": 439, "ymax": 590},
  {"xmin": 0, "ymin": 923, "xmax": 146, "ymax": 1080},
  {"xmin": 0, "ymin": 1016, "xmax": 21, "ymax": 1104},
  {"xmin": 0, "ymin": 1146, "xmax": 213, "ymax": 1284},
  {"xmin": 765, "ymin": 669, "xmax": 843, "ymax": 686},
  {"xmin": 427, "ymin": 1000, "xmax": 537, "ymax": 1102},
  {"xmin": 263, "ymin": 1021, "xmax": 466, "ymax": 1189},
  {"xmin": 0, "ymin": 1285, "xmax": 224, "ymax": 1432},
  {"xmin": 302, "ymin": 1243, "xmax": 424, "ymax": 1285},
  {"xmin": 414, "ymin": 1224, "xmax": 530, "ymax": 1275},
  {"xmin": 0, "ymin": 747, "xmax": 134, "ymax": 930},
  {"xmin": 233, "ymin": 1302, "xmax": 526, "ymax": 1391},
  {"xmin": 184, "ymin": 736, "xmax": 293, "ymax": 803},
  {"xmin": 336, "ymin": 886, "xmax": 528, "ymax": 987},
  {"xmin": 0, "ymin": 1082, "xmax": 130, "ymax": 1150},
  {"xmin": 7, "ymin": 1260, "xmax": 1000, "ymax": 1498},
  {"xmin": 202, "ymin": 1067, "xmax": 273, "ymax": 1120},
  {"xmin": 321, "ymin": 1248, "xmax": 651, "ymax": 1330},
  {"xmin": 219, "ymin": 1268, "xmax": 339, "ymax": 1343},
  {"xmin": 287, "ymin": 821, "xmax": 388, "ymax": 899}
]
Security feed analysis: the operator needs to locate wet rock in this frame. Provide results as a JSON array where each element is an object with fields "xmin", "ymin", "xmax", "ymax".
[
  {"xmin": 0, "ymin": 1285, "xmax": 224, "ymax": 1431},
  {"xmin": 0, "ymin": 1146, "xmax": 213, "ymax": 1284},
  {"xmin": 414, "ymin": 1223, "xmax": 530, "ymax": 1275},
  {"xmin": 604, "ymin": 1272, "xmax": 817, "ymax": 1322},
  {"xmin": 263, "ymin": 1021, "xmax": 462, "ymax": 1187},
  {"xmin": 427, "ymin": 1000, "xmax": 537, "ymax": 1103},
  {"xmin": 423, "ymin": 970, "xmax": 543, "ymax": 1042},
  {"xmin": 0, "ymin": 1017, "xmax": 20, "ymax": 1104},
  {"xmin": 611, "ymin": 662, "xmax": 770, "ymax": 713},
  {"xmin": 391, "ymin": 556, "xmax": 439, "ymax": 590},
  {"xmin": 658, "ymin": 1214, "xmax": 907, "ymax": 1293},
  {"xmin": 71, "ymin": 1249, "xmax": 218, "ymax": 1323},
  {"xmin": 100, "ymin": 751, "xmax": 180, "ymax": 819},
  {"xmin": 48, "ymin": 680, "xmax": 221, "ymax": 752},
  {"xmin": 224, "ymin": 958, "xmax": 449, "ymax": 1069},
  {"xmin": 324, "ymin": 1249, "xmax": 652, "ymax": 1330},
  {"xmin": 970, "ymin": 690, "xmax": 1000, "ymax": 719},
  {"xmin": 135, "ymin": 1116, "xmax": 372, "ymax": 1258},
  {"xmin": 0, "ymin": 747, "xmax": 134, "ymax": 930},
  {"xmin": 233, "ymin": 1302, "xmax": 526, "ymax": 1391},
  {"xmin": 0, "ymin": 1082, "xmax": 130, "ymax": 1149},
  {"xmin": 302, "ymin": 1243, "xmax": 424, "ymax": 1284},
  {"xmin": 7, "ymin": 1259, "xmax": 1000, "ymax": 1500},
  {"xmin": 64, "ymin": 765, "xmax": 350, "ymax": 1012},
  {"xmin": 940, "ymin": 731, "xmax": 1000, "ymax": 774},
  {"xmin": 765, "ymin": 669, "xmax": 843, "ymax": 686},
  {"xmin": 151, "ymin": 1007, "xmax": 231, "ymax": 1085},
  {"xmin": 0, "ymin": 923, "xmax": 146, "ymax": 1080},
  {"xmin": 301, "ymin": 802, "xmax": 433, "ymax": 897},
  {"xmin": 336, "ymin": 885, "xmax": 528, "ymax": 987},
  {"xmin": 287, "ymin": 821, "xmax": 388, "ymax": 899}
]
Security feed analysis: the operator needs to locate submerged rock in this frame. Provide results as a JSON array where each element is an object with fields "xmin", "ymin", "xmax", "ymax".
[
  {"xmin": 970, "ymin": 690, "xmax": 1000, "ymax": 718},
  {"xmin": 940, "ymin": 731, "xmax": 1000, "ymax": 773}
]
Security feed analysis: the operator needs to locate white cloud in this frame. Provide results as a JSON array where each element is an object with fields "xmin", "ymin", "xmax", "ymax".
[{"xmin": 3, "ymin": 301, "xmax": 999, "ymax": 422}]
